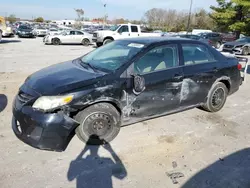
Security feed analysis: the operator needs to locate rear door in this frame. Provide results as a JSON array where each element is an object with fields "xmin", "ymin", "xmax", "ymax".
[
  {"xmin": 130, "ymin": 25, "xmax": 140, "ymax": 37},
  {"xmin": 75, "ymin": 31, "xmax": 84, "ymax": 43},
  {"xmin": 180, "ymin": 43, "xmax": 218, "ymax": 107}
]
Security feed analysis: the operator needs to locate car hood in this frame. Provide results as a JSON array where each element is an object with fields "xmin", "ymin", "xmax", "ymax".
[
  {"xmin": 224, "ymin": 41, "xmax": 248, "ymax": 46},
  {"xmin": 96, "ymin": 30, "xmax": 115, "ymax": 36},
  {"xmin": 24, "ymin": 60, "xmax": 106, "ymax": 95}
]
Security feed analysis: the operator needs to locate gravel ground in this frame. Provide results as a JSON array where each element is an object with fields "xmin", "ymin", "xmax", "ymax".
[{"xmin": 1, "ymin": 37, "xmax": 250, "ymax": 188}]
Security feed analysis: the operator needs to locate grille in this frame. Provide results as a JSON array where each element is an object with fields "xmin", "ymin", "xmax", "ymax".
[
  {"xmin": 17, "ymin": 92, "xmax": 34, "ymax": 104},
  {"xmin": 93, "ymin": 33, "xmax": 97, "ymax": 37},
  {"xmin": 224, "ymin": 45, "xmax": 234, "ymax": 48}
]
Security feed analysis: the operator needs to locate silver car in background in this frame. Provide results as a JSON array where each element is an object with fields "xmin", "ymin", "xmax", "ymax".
[{"xmin": 43, "ymin": 30, "xmax": 93, "ymax": 46}]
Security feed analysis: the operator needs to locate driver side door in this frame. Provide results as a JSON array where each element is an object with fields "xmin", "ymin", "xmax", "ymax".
[
  {"xmin": 62, "ymin": 31, "xmax": 75, "ymax": 44},
  {"xmin": 124, "ymin": 44, "xmax": 184, "ymax": 120},
  {"xmin": 117, "ymin": 26, "xmax": 130, "ymax": 39}
]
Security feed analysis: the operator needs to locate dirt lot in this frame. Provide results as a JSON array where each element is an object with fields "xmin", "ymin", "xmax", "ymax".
[{"xmin": 1, "ymin": 37, "xmax": 250, "ymax": 188}]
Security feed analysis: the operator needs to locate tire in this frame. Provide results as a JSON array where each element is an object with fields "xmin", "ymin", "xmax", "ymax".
[
  {"xmin": 52, "ymin": 38, "xmax": 61, "ymax": 45},
  {"xmin": 201, "ymin": 82, "xmax": 228, "ymax": 112},
  {"xmin": 0, "ymin": 31, "xmax": 2, "ymax": 42},
  {"xmin": 82, "ymin": 38, "xmax": 90, "ymax": 46},
  {"xmin": 242, "ymin": 46, "xmax": 249, "ymax": 56},
  {"xmin": 215, "ymin": 42, "xmax": 221, "ymax": 49},
  {"xmin": 103, "ymin": 38, "xmax": 113, "ymax": 45},
  {"xmin": 96, "ymin": 42, "xmax": 103, "ymax": 47},
  {"xmin": 75, "ymin": 103, "xmax": 121, "ymax": 145}
]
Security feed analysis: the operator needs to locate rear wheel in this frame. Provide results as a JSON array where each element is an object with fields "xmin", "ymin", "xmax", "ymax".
[
  {"xmin": 52, "ymin": 38, "xmax": 61, "ymax": 45},
  {"xmin": 201, "ymin": 82, "xmax": 228, "ymax": 112},
  {"xmin": 103, "ymin": 38, "xmax": 113, "ymax": 45},
  {"xmin": 82, "ymin": 38, "xmax": 90, "ymax": 46},
  {"xmin": 75, "ymin": 103, "xmax": 121, "ymax": 145},
  {"xmin": 0, "ymin": 30, "xmax": 2, "ymax": 42},
  {"xmin": 242, "ymin": 46, "xmax": 249, "ymax": 56}
]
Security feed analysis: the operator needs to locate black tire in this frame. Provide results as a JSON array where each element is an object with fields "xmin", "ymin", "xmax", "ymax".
[
  {"xmin": 103, "ymin": 38, "xmax": 113, "ymax": 45},
  {"xmin": 52, "ymin": 38, "xmax": 61, "ymax": 45},
  {"xmin": 201, "ymin": 82, "xmax": 228, "ymax": 112},
  {"xmin": 0, "ymin": 30, "xmax": 2, "ymax": 42},
  {"xmin": 82, "ymin": 38, "xmax": 90, "ymax": 46},
  {"xmin": 96, "ymin": 42, "xmax": 103, "ymax": 47},
  {"xmin": 242, "ymin": 46, "xmax": 249, "ymax": 56},
  {"xmin": 75, "ymin": 103, "xmax": 121, "ymax": 145}
]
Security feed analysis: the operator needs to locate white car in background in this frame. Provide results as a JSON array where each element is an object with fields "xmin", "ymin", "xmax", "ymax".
[
  {"xmin": 43, "ymin": 30, "xmax": 93, "ymax": 46},
  {"xmin": 34, "ymin": 27, "xmax": 48, "ymax": 37},
  {"xmin": 48, "ymin": 28, "xmax": 60, "ymax": 36}
]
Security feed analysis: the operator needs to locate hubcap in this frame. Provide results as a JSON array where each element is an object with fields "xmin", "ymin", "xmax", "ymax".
[
  {"xmin": 86, "ymin": 113, "xmax": 112, "ymax": 137},
  {"xmin": 211, "ymin": 87, "xmax": 225, "ymax": 109}
]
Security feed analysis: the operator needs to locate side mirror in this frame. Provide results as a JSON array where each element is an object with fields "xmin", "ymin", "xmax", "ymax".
[{"xmin": 133, "ymin": 75, "xmax": 145, "ymax": 95}]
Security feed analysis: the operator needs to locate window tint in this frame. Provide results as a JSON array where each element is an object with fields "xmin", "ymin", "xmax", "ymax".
[
  {"xmin": 75, "ymin": 31, "xmax": 84, "ymax": 35},
  {"xmin": 134, "ymin": 45, "xmax": 178, "ymax": 74},
  {"xmin": 131, "ymin": 26, "xmax": 138, "ymax": 32},
  {"xmin": 182, "ymin": 44, "xmax": 215, "ymax": 65},
  {"xmin": 118, "ymin": 26, "xmax": 129, "ymax": 33}
]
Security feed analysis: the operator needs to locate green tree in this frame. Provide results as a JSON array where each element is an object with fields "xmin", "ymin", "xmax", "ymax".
[
  {"xmin": 210, "ymin": 0, "xmax": 250, "ymax": 38},
  {"xmin": 7, "ymin": 14, "xmax": 17, "ymax": 23},
  {"xmin": 34, "ymin": 17, "xmax": 44, "ymax": 23}
]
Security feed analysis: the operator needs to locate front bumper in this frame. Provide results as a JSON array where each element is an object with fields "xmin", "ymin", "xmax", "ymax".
[
  {"xmin": 223, "ymin": 47, "xmax": 243, "ymax": 55},
  {"xmin": 12, "ymin": 97, "xmax": 79, "ymax": 152},
  {"xmin": 43, "ymin": 36, "xmax": 52, "ymax": 44},
  {"xmin": 92, "ymin": 36, "xmax": 103, "ymax": 43},
  {"xmin": 18, "ymin": 33, "xmax": 35, "ymax": 38}
]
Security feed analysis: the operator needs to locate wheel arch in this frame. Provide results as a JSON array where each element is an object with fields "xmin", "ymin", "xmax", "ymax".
[
  {"xmin": 214, "ymin": 76, "xmax": 231, "ymax": 93},
  {"xmin": 103, "ymin": 36, "xmax": 114, "ymax": 42}
]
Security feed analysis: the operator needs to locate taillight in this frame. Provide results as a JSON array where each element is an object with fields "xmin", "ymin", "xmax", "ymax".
[{"xmin": 237, "ymin": 63, "xmax": 242, "ymax": 70}]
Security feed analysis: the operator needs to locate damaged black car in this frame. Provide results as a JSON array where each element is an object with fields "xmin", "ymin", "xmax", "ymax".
[{"xmin": 12, "ymin": 37, "xmax": 245, "ymax": 151}]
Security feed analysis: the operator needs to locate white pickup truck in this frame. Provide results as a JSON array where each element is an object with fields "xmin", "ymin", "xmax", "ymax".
[{"xmin": 92, "ymin": 23, "xmax": 162, "ymax": 47}]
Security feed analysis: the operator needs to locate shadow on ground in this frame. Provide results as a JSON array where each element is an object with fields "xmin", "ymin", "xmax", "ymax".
[
  {"xmin": 67, "ymin": 137, "xmax": 127, "ymax": 188},
  {"xmin": 0, "ymin": 94, "xmax": 7, "ymax": 112},
  {"xmin": 0, "ymin": 39, "xmax": 21, "ymax": 44},
  {"xmin": 182, "ymin": 148, "xmax": 250, "ymax": 188}
]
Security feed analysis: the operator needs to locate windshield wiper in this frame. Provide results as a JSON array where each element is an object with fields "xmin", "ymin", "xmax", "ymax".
[{"xmin": 79, "ymin": 59, "xmax": 98, "ymax": 72}]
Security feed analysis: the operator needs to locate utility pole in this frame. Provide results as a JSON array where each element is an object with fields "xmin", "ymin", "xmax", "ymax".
[
  {"xmin": 186, "ymin": 0, "xmax": 193, "ymax": 34},
  {"xmin": 103, "ymin": 3, "xmax": 107, "ymax": 27}
]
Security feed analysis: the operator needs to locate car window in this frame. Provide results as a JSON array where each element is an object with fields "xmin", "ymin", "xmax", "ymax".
[
  {"xmin": 134, "ymin": 45, "xmax": 178, "ymax": 74},
  {"xmin": 69, "ymin": 31, "xmax": 76, "ymax": 35},
  {"xmin": 75, "ymin": 31, "xmax": 84, "ymax": 35},
  {"xmin": 118, "ymin": 26, "xmax": 129, "ymax": 33},
  {"xmin": 182, "ymin": 44, "xmax": 215, "ymax": 65},
  {"xmin": 131, "ymin": 26, "xmax": 138, "ymax": 33}
]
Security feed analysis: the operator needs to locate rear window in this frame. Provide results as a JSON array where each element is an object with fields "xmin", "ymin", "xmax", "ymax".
[{"xmin": 182, "ymin": 44, "xmax": 215, "ymax": 65}]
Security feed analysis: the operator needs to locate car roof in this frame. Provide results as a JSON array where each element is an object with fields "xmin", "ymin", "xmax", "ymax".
[{"xmin": 119, "ymin": 37, "xmax": 192, "ymax": 44}]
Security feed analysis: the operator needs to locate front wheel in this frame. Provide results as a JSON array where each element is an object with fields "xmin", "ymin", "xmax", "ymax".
[
  {"xmin": 75, "ymin": 103, "xmax": 121, "ymax": 145},
  {"xmin": 96, "ymin": 42, "xmax": 103, "ymax": 47},
  {"xmin": 201, "ymin": 82, "xmax": 228, "ymax": 112},
  {"xmin": 52, "ymin": 38, "xmax": 61, "ymax": 45},
  {"xmin": 103, "ymin": 39, "xmax": 113, "ymax": 45},
  {"xmin": 242, "ymin": 46, "xmax": 249, "ymax": 56}
]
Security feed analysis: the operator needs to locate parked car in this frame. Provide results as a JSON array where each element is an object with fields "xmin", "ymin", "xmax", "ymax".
[
  {"xmin": 92, "ymin": 23, "xmax": 162, "ymax": 47},
  {"xmin": 16, "ymin": 25, "xmax": 35, "ymax": 38},
  {"xmin": 223, "ymin": 37, "xmax": 250, "ymax": 55},
  {"xmin": 199, "ymin": 32, "xmax": 223, "ymax": 49},
  {"xmin": 43, "ymin": 30, "xmax": 92, "ymax": 46},
  {"xmin": 12, "ymin": 37, "xmax": 245, "ymax": 151},
  {"xmin": 174, "ymin": 34, "xmax": 211, "ymax": 45},
  {"xmin": 34, "ymin": 26, "xmax": 48, "ymax": 37},
  {"xmin": 47, "ymin": 28, "xmax": 60, "ymax": 36}
]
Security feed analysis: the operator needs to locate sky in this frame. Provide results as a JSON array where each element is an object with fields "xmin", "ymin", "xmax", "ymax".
[{"xmin": 0, "ymin": 0, "xmax": 218, "ymax": 20}]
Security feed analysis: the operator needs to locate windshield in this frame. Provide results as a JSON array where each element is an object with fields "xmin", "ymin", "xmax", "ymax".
[
  {"xmin": 236, "ymin": 37, "xmax": 250, "ymax": 43},
  {"xmin": 80, "ymin": 40, "xmax": 145, "ymax": 72},
  {"xmin": 19, "ymin": 25, "xmax": 31, "ymax": 30},
  {"xmin": 109, "ymin": 25, "xmax": 120, "ymax": 31}
]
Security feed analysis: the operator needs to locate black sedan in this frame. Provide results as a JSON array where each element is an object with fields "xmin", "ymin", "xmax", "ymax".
[
  {"xmin": 12, "ymin": 37, "xmax": 244, "ymax": 151},
  {"xmin": 16, "ymin": 25, "xmax": 35, "ymax": 38}
]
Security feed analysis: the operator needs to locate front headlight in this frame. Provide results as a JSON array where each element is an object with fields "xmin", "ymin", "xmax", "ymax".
[{"xmin": 32, "ymin": 95, "xmax": 74, "ymax": 111}]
